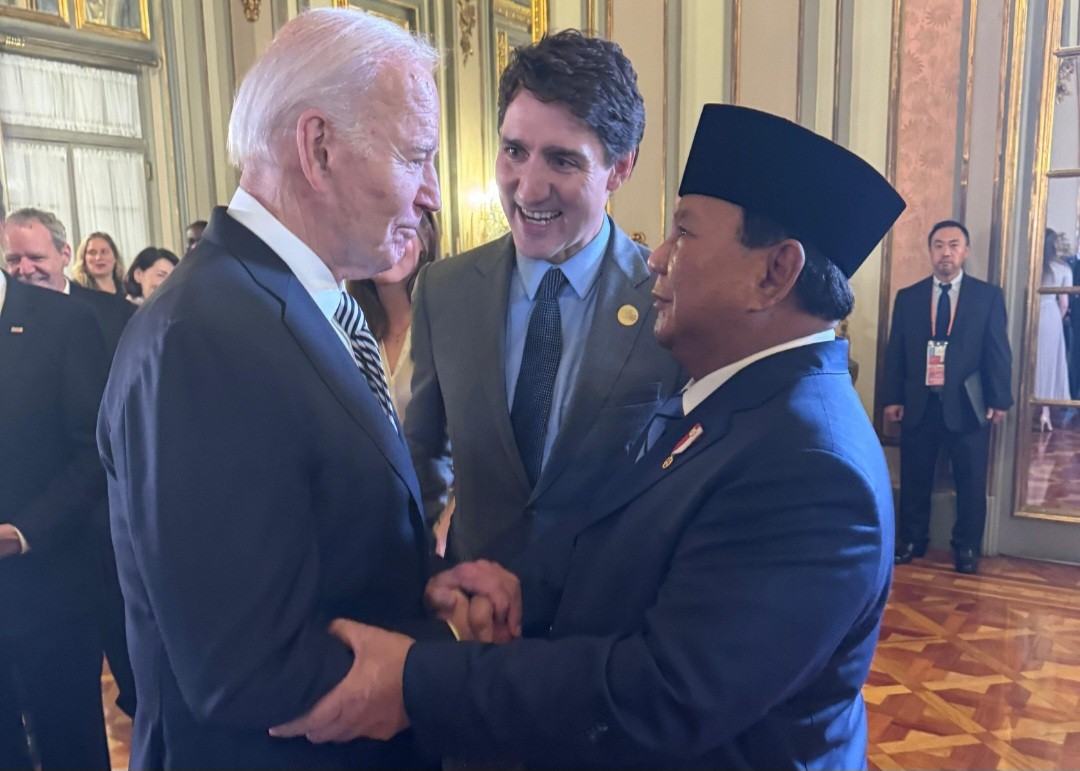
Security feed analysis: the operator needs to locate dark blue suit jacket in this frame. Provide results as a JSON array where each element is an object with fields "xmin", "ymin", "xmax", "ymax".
[
  {"xmin": 98, "ymin": 210, "xmax": 443, "ymax": 769},
  {"xmin": 404, "ymin": 340, "xmax": 893, "ymax": 769},
  {"xmin": 883, "ymin": 275, "xmax": 1013, "ymax": 432},
  {"xmin": 1, "ymin": 276, "xmax": 109, "ymax": 638}
]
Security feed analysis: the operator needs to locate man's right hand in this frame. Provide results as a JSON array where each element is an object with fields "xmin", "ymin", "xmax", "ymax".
[
  {"xmin": 425, "ymin": 560, "xmax": 522, "ymax": 643},
  {"xmin": 883, "ymin": 404, "xmax": 904, "ymax": 423}
]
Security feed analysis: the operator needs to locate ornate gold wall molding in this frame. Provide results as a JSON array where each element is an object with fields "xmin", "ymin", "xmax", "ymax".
[
  {"xmin": 74, "ymin": 0, "xmax": 150, "ymax": 40},
  {"xmin": 241, "ymin": 0, "xmax": 261, "ymax": 23},
  {"xmin": 458, "ymin": 0, "xmax": 476, "ymax": 63}
]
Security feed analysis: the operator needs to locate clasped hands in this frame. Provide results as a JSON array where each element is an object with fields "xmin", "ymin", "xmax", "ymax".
[{"xmin": 269, "ymin": 559, "xmax": 521, "ymax": 743}]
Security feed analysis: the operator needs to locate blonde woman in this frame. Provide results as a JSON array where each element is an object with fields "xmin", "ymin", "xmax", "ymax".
[{"xmin": 72, "ymin": 231, "xmax": 124, "ymax": 294}]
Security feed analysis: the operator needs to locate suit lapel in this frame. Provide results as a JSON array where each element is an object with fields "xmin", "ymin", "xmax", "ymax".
[
  {"xmin": 473, "ymin": 236, "xmax": 532, "ymax": 492},
  {"xmin": 574, "ymin": 341, "xmax": 850, "ymax": 532},
  {"xmin": 948, "ymin": 275, "xmax": 978, "ymax": 352},
  {"xmin": 205, "ymin": 211, "xmax": 424, "ymax": 511},
  {"xmin": 0, "ymin": 276, "xmax": 34, "ymax": 357},
  {"xmin": 530, "ymin": 224, "xmax": 654, "ymax": 501},
  {"xmin": 911, "ymin": 276, "xmax": 934, "ymax": 342}
]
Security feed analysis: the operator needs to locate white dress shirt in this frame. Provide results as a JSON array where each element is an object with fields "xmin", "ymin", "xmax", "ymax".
[
  {"xmin": 932, "ymin": 270, "xmax": 963, "ymax": 336},
  {"xmin": 680, "ymin": 329, "xmax": 838, "ymax": 416},
  {"xmin": 226, "ymin": 187, "xmax": 351, "ymax": 354}
]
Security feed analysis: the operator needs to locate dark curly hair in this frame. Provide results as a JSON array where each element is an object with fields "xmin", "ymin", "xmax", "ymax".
[{"xmin": 497, "ymin": 29, "xmax": 645, "ymax": 167}]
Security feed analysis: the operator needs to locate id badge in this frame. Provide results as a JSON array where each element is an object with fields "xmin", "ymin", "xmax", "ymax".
[{"xmin": 926, "ymin": 341, "xmax": 947, "ymax": 387}]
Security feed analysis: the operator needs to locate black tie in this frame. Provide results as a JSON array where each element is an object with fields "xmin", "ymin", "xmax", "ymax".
[
  {"xmin": 935, "ymin": 282, "xmax": 952, "ymax": 341},
  {"xmin": 511, "ymin": 268, "xmax": 567, "ymax": 486}
]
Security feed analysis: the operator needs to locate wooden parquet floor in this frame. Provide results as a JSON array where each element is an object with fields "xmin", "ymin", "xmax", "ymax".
[
  {"xmin": 868, "ymin": 550, "xmax": 1080, "ymax": 770},
  {"xmin": 101, "ymin": 551, "xmax": 1080, "ymax": 771}
]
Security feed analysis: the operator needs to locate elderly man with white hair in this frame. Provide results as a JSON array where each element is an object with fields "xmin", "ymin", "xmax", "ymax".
[{"xmin": 97, "ymin": 9, "xmax": 450, "ymax": 769}]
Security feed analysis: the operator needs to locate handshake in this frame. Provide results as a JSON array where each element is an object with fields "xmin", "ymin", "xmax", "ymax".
[{"xmin": 269, "ymin": 559, "xmax": 522, "ymax": 744}]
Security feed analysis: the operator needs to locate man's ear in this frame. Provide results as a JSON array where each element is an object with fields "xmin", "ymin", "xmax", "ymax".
[
  {"xmin": 60, "ymin": 244, "xmax": 72, "ymax": 269},
  {"xmin": 606, "ymin": 150, "xmax": 636, "ymax": 193},
  {"xmin": 756, "ymin": 239, "xmax": 804, "ymax": 308},
  {"xmin": 296, "ymin": 108, "xmax": 331, "ymax": 191}
]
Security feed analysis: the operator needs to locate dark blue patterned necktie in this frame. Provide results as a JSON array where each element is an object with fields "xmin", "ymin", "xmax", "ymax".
[
  {"xmin": 935, "ymin": 282, "xmax": 952, "ymax": 340},
  {"xmin": 635, "ymin": 394, "xmax": 684, "ymax": 461},
  {"xmin": 511, "ymin": 268, "xmax": 568, "ymax": 486}
]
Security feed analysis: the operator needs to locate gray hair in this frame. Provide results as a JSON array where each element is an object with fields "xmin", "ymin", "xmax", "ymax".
[
  {"xmin": 6, "ymin": 207, "xmax": 69, "ymax": 253},
  {"xmin": 227, "ymin": 8, "xmax": 440, "ymax": 171}
]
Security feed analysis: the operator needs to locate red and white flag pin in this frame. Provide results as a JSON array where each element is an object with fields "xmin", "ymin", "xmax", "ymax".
[{"xmin": 662, "ymin": 423, "xmax": 703, "ymax": 469}]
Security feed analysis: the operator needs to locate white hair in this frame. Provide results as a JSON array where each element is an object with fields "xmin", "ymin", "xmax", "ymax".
[{"xmin": 227, "ymin": 8, "xmax": 440, "ymax": 171}]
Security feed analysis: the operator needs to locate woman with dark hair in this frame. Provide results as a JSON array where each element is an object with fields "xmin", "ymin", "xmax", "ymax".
[
  {"xmin": 348, "ymin": 210, "xmax": 440, "ymax": 418},
  {"xmin": 1035, "ymin": 228, "xmax": 1072, "ymax": 430},
  {"xmin": 124, "ymin": 246, "xmax": 179, "ymax": 305},
  {"xmin": 72, "ymin": 231, "xmax": 124, "ymax": 294}
]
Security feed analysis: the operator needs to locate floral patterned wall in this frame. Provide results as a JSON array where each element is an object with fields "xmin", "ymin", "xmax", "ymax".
[{"xmin": 889, "ymin": 0, "xmax": 965, "ymax": 301}]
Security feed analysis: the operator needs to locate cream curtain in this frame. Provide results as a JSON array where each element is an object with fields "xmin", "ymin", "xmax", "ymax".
[
  {"xmin": 73, "ymin": 147, "xmax": 150, "ymax": 261},
  {"xmin": 0, "ymin": 52, "xmax": 141, "ymax": 138},
  {"xmin": 3, "ymin": 139, "xmax": 74, "ymax": 243}
]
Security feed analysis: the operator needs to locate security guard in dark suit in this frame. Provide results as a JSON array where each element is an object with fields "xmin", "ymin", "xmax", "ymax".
[{"xmin": 883, "ymin": 220, "xmax": 1013, "ymax": 574}]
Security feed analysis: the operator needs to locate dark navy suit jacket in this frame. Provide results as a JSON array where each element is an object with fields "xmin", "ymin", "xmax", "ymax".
[
  {"xmin": 98, "ymin": 209, "xmax": 444, "ymax": 769},
  {"xmin": 404, "ymin": 340, "xmax": 894, "ymax": 769},
  {"xmin": 883, "ymin": 275, "xmax": 1013, "ymax": 432},
  {"xmin": 0, "ymin": 276, "xmax": 109, "ymax": 638}
]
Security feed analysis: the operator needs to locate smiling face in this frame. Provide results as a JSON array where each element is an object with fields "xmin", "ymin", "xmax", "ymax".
[
  {"xmin": 134, "ymin": 257, "xmax": 175, "ymax": 299},
  {"xmin": 324, "ymin": 61, "xmax": 442, "ymax": 280},
  {"xmin": 496, "ymin": 89, "xmax": 632, "ymax": 264},
  {"xmin": 83, "ymin": 236, "xmax": 116, "ymax": 281},
  {"xmin": 2, "ymin": 220, "xmax": 71, "ymax": 291}
]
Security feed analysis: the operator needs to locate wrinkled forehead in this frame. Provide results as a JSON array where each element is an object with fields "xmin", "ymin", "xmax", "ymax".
[{"xmin": 3, "ymin": 222, "xmax": 62, "ymax": 254}]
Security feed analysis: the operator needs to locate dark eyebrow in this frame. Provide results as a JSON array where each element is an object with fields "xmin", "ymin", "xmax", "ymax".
[{"xmin": 542, "ymin": 146, "xmax": 587, "ymax": 162}]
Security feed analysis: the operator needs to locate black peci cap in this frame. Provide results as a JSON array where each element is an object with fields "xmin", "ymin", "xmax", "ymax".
[{"xmin": 678, "ymin": 104, "xmax": 906, "ymax": 277}]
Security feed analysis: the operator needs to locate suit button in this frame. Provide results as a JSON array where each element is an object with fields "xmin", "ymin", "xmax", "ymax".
[{"xmin": 587, "ymin": 722, "xmax": 608, "ymax": 743}]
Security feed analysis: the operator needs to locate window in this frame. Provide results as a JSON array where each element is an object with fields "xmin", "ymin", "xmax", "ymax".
[{"xmin": 0, "ymin": 51, "xmax": 151, "ymax": 270}]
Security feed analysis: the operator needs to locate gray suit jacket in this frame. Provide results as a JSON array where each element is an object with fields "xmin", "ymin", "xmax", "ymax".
[{"xmin": 405, "ymin": 220, "xmax": 685, "ymax": 563}]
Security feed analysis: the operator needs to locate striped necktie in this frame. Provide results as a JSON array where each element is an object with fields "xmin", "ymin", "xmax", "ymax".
[{"xmin": 333, "ymin": 291, "xmax": 397, "ymax": 429}]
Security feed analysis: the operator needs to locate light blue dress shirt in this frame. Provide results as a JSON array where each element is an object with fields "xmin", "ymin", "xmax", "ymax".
[{"xmin": 504, "ymin": 215, "xmax": 611, "ymax": 474}]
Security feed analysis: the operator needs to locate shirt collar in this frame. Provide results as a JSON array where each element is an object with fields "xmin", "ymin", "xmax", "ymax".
[
  {"xmin": 514, "ymin": 215, "xmax": 611, "ymax": 300},
  {"xmin": 681, "ymin": 329, "xmax": 838, "ymax": 416},
  {"xmin": 934, "ymin": 270, "xmax": 964, "ymax": 290},
  {"xmin": 0, "ymin": 271, "xmax": 6, "ymax": 315},
  {"xmin": 227, "ymin": 187, "xmax": 344, "ymax": 319}
]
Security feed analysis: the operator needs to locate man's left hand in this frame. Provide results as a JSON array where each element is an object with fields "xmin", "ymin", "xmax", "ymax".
[
  {"xmin": 0, "ymin": 525, "xmax": 23, "ymax": 559},
  {"xmin": 987, "ymin": 408, "xmax": 1007, "ymax": 425},
  {"xmin": 269, "ymin": 619, "xmax": 413, "ymax": 743}
]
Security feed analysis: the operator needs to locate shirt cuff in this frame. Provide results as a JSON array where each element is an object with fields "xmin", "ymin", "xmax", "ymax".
[{"xmin": 12, "ymin": 526, "xmax": 29, "ymax": 554}]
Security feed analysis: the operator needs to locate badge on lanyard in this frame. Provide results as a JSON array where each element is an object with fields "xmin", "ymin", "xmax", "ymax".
[{"xmin": 926, "ymin": 341, "xmax": 947, "ymax": 387}]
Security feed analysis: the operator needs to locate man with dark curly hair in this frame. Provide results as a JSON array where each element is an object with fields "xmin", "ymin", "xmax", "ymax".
[{"xmin": 406, "ymin": 30, "xmax": 683, "ymax": 565}]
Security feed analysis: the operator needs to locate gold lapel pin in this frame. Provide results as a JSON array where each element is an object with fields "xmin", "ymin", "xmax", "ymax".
[
  {"xmin": 617, "ymin": 304, "xmax": 639, "ymax": 326},
  {"xmin": 10, "ymin": 326, "xmax": 24, "ymax": 334}
]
